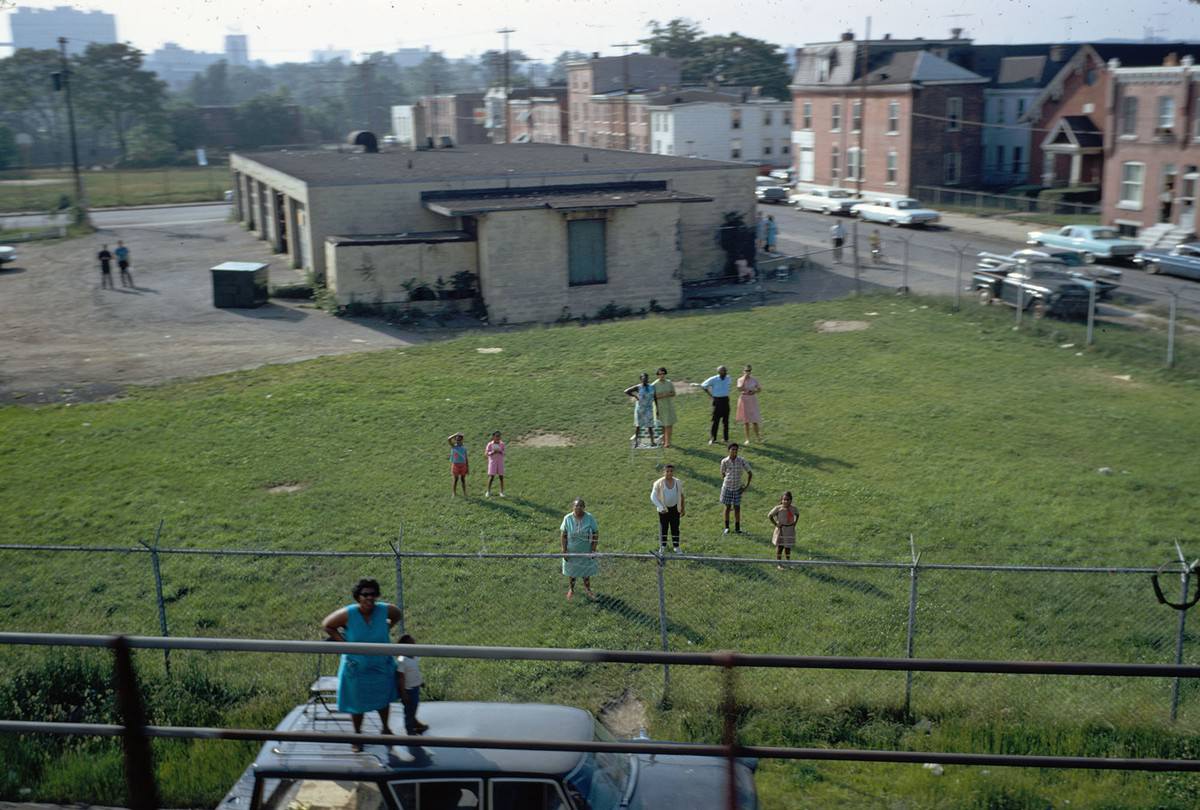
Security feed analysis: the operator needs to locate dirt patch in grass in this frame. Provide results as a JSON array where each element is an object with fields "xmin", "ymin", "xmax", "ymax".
[
  {"xmin": 598, "ymin": 689, "xmax": 647, "ymax": 738},
  {"xmin": 476, "ymin": 347, "xmax": 504, "ymax": 354},
  {"xmin": 815, "ymin": 320, "xmax": 871, "ymax": 333},
  {"xmin": 513, "ymin": 431, "xmax": 575, "ymax": 448},
  {"xmin": 266, "ymin": 482, "xmax": 308, "ymax": 494}
]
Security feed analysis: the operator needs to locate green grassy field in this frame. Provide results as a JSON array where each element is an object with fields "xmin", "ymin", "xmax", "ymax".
[
  {"xmin": 1, "ymin": 295, "xmax": 1198, "ymax": 807},
  {"xmin": 0, "ymin": 166, "xmax": 229, "ymax": 212}
]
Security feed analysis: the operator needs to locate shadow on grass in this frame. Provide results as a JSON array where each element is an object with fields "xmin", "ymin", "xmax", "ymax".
[
  {"xmin": 750, "ymin": 442, "xmax": 855, "ymax": 471},
  {"xmin": 685, "ymin": 556, "xmax": 772, "ymax": 583},
  {"xmin": 794, "ymin": 566, "xmax": 892, "ymax": 600},
  {"xmin": 593, "ymin": 593, "xmax": 704, "ymax": 645},
  {"xmin": 504, "ymin": 496, "xmax": 563, "ymax": 520},
  {"xmin": 668, "ymin": 460, "xmax": 722, "ymax": 489}
]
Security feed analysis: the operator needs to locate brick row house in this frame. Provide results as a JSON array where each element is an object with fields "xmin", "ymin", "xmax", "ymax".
[
  {"xmin": 484, "ymin": 86, "xmax": 570, "ymax": 144},
  {"xmin": 790, "ymin": 33, "xmax": 987, "ymax": 196},
  {"xmin": 567, "ymin": 54, "xmax": 682, "ymax": 151},
  {"xmin": 1103, "ymin": 56, "xmax": 1200, "ymax": 243}
]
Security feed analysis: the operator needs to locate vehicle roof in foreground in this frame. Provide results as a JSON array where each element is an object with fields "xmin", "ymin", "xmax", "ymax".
[{"xmin": 257, "ymin": 701, "xmax": 594, "ymax": 777}]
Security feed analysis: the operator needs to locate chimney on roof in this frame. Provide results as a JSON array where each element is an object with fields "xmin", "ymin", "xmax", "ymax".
[
  {"xmin": 592, "ymin": 51, "xmax": 600, "ymax": 59},
  {"xmin": 951, "ymin": 27, "xmax": 963, "ymax": 39},
  {"xmin": 1164, "ymin": 52, "xmax": 1180, "ymax": 67},
  {"xmin": 1108, "ymin": 58, "xmax": 1121, "ymax": 70},
  {"xmin": 1183, "ymin": 55, "xmax": 1196, "ymax": 68},
  {"xmin": 1049, "ymin": 44, "xmax": 1067, "ymax": 62},
  {"xmin": 883, "ymin": 33, "xmax": 891, "ymax": 40},
  {"xmin": 841, "ymin": 31, "xmax": 854, "ymax": 41}
]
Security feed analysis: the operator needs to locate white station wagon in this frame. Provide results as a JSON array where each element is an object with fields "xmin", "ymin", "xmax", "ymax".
[
  {"xmin": 850, "ymin": 197, "xmax": 941, "ymax": 227},
  {"xmin": 792, "ymin": 187, "xmax": 859, "ymax": 215}
]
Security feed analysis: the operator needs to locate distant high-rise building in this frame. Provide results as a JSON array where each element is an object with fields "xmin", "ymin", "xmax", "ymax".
[
  {"xmin": 312, "ymin": 45, "xmax": 352, "ymax": 63},
  {"xmin": 8, "ymin": 5, "xmax": 117, "ymax": 54},
  {"xmin": 144, "ymin": 42, "xmax": 222, "ymax": 89},
  {"xmin": 393, "ymin": 46, "xmax": 432, "ymax": 69},
  {"xmin": 224, "ymin": 34, "xmax": 249, "ymax": 67}
]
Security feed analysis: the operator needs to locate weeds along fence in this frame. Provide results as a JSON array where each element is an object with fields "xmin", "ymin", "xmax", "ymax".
[
  {"xmin": 911, "ymin": 185, "xmax": 1103, "ymax": 223},
  {"xmin": 756, "ymin": 228, "xmax": 1200, "ymax": 373},
  {"xmin": 1, "ymin": 538, "xmax": 1196, "ymax": 729}
]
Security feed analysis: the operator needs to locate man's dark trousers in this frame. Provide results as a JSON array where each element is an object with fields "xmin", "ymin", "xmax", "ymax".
[
  {"xmin": 710, "ymin": 396, "xmax": 730, "ymax": 442},
  {"xmin": 658, "ymin": 506, "xmax": 681, "ymax": 549}
]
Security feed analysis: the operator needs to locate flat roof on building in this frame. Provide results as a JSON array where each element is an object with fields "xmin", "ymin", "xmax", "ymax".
[{"xmin": 232, "ymin": 143, "xmax": 751, "ymax": 187}]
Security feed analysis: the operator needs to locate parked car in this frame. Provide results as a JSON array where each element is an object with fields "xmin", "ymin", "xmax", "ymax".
[
  {"xmin": 850, "ymin": 197, "xmax": 941, "ymax": 227},
  {"xmin": 977, "ymin": 249, "xmax": 1122, "ymax": 298},
  {"xmin": 219, "ymin": 700, "xmax": 759, "ymax": 810},
  {"xmin": 755, "ymin": 179, "xmax": 790, "ymax": 204},
  {"xmin": 1025, "ymin": 225, "xmax": 1142, "ymax": 263},
  {"xmin": 0, "ymin": 246, "xmax": 15, "ymax": 266},
  {"xmin": 792, "ymin": 187, "xmax": 859, "ymax": 215},
  {"xmin": 974, "ymin": 258, "xmax": 1094, "ymax": 319},
  {"xmin": 1133, "ymin": 242, "xmax": 1200, "ymax": 281}
]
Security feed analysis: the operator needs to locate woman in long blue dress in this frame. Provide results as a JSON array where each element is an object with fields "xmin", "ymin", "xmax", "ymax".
[
  {"xmin": 623, "ymin": 372, "xmax": 658, "ymax": 448},
  {"xmin": 321, "ymin": 578, "xmax": 401, "ymax": 750},
  {"xmin": 560, "ymin": 498, "xmax": 599, "ymax": 600}
]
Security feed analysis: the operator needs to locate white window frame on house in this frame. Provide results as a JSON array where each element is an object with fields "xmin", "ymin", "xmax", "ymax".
[
  {"xmin": 831, "ymin": 101, "xmax": 842, "ymax": 132},
  {"xmin": 831, "ymin": 145, "xmax": 840, "ymax": 181},
  {"xmin": 993, "ymin": 98, "xmax": 1005, "ymax": 124},
  {"xmin": 944, "ymin": 151, "xmax": 962, "ymax": 185},
  {"xmin": 783, "ymin": 109, "xmax": 792, "ymax": 126},
  {"xmin": 1016, "ymin": 98, "xmax": 1027, "ymax": 119},
  {"xmin": 886, "ymin": 100, "xmax": 899, "ymax": 133},
  {"xmin": 1118, "ymin": 161, "xmax": 1145, "ymax": 210},
  {"xmin": 1012, "ymin": 146, "xmax": 1023, "ymax": 176},
  {"xmin": 781, "ymin": 143, "xmax": 790, "ymax": 155},
  {"xmin": 763, "ymin": 110, "xmax": 773, "ymax": 126},
  {"xmin": 847, "ymin": 146, "xmax": 863, "ymax": 182},
  {"xmin": 851, "ymin": 100, "xmax": 862, "ymax": 132},
  {"xmin": 885, "ymin": 151, "xmax": 898, "ymax": 184},
  {"xmin": 946, "ymin": 97, "xmax": 962, "ymax": 131},
  {"xmin": 1158, "ymin": 96, "xmax": 1176, "ymax": 132},
  {"xmin": 798, "ymin": 146, "xmax": 815, "ymax": 181},
  {"xmin": 1119, "ymin": 96, "xmax": 1138, "ymax": 137},
  {"xmin": 763, "ymin": 138, "xmax": 773, "ymax": 157},
  {"xmin": 731, "ymin": 109, "xmax": 742, "ymax": 130},
  {"xmin": 731, "ymin": 138, "xmax": 742, "ymax": 159},
  {"xmin": 801, "ymin": 100, "xmax": 812, "ymax": 129}
]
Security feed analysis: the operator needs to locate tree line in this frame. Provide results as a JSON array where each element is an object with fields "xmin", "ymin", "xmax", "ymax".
[{"xmin": 0, "ymin": 18, "xmax": 790, "ymax": 170}]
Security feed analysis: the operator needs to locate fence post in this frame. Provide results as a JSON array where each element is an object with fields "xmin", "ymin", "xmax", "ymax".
[
  {"xmin": 1170, "ymin": 543, "xmax": 1193, "ymax": 722},
  {"xmin": 905, "ymin": 535, "xmax": 920, "ymax": 718},
  {"xmin": 719, "ymin": 653, "xmax": 740, "ymax": 810},
  {"xmin": 951, "ymin": 244, "xmax": 969, "ymax": 311},
  {"xmin": 1086, "ymin": 283, "xmax": 1097, "ymax": 346},
  {"xmin": 901, "ymin": 236, "xmax": 910, "ymax": 295},
  {"xmin": 1016, "ymin": 278, "xmax": 1024, "ymax": 328},
  {"xmin": 111, "ymin": 635, "xmax": 160, "ymax": 810},
  {"xmin": 139, "ymin": 519, "xmax": 170, "ymax": 677},
  {"xmin": 1167, "ymin": 292, "xmax": 1178, "ymax": 369},
  {"xmin": 852, "ymin": 218, "xmax": 861, "ymax": 296},
  {"xmin": 390, "ymin": 526, "xmax": 405, "ymax": 635},
  {"xmin": 655, "ymin": 548, "xmax": 671, "ymax": 698}
]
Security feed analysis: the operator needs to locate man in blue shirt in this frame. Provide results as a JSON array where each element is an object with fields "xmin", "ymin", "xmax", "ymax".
[{"xmin": 700, "ymin": 365, "xmax": 732, "ymax": 445}]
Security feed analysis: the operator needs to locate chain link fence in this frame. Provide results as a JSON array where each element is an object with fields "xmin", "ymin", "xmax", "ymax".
[
  {"xmin": 911, "ymin": 185, "xmax": 1103, "ymax": 224},
  {"xmin": 0, "ymin": 165, "xmax": 230, "ymax": 214},
  {"xmin": 1, "ymin": 539, "xmax": 1195, "ymax": 732}
]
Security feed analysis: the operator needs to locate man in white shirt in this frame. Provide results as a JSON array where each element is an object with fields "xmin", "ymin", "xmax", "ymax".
[
  {"xmin": 830, "ymin": 220, "xmax": 846, "ymax": 264},
  {"xmin": 700, "ymin": 365, "xmax": 732, "ymax": 445},
  {"xmin": 650, "ymin": 464, "xmax": 686, "ymax": 552}
]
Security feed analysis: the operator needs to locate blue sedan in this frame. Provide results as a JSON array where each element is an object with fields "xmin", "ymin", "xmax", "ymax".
[
  {"xmin": 1026, "ymin": 225, "xmax": 1143, "ymax": 263},
  {"xmin": 1133, "ymin": 242, "xmax": 1200, "ymax": 281}
]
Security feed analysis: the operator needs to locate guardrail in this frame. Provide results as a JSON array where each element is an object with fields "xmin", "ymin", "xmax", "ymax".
[{"xmin": 1, "ymin": 632, "xmax": 1199, "ymax": 810}]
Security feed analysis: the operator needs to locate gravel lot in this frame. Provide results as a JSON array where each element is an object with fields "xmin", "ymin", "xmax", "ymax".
[{"xmin": 0, "ymin": 210, "xmax": 424, "ymax": 404}]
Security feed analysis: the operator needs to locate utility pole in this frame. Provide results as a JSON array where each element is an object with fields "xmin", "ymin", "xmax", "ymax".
[
  {"xmin": 56, "ymin": 36, "xmax": 88, "ymax": 225},
  {"xmin": 856, "ymin": 18, "xmax": 870, "ymax": 199},
  {"xmin": 613, "ymin": 42, "xmax": 637, "ymax": 151},
  {"xmin": 359, "ymin": 59, "xmax": 372, "ymax": 131},
  {"xmin": 498, "ymin": 27, "xmax": 515, "ymax": 144}
]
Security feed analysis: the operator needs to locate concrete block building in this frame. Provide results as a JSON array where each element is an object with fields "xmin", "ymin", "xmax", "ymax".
[{"xmin": 229, "ymin": 144, "xmax": 755, "ymax": 324}]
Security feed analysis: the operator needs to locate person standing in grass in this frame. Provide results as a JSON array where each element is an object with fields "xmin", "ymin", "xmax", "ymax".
[
  {"xmin": 735, "ymin": 364, "xmax": 763, "ymax": 445},
  {"xmin": 624, "ymin": 372, "xmax": 658, "ymax": 448},
  {"xmin": 767, "ymin": 491, "xmax": 798, "ymax": 568},
  {"xmin": 560, "ymin": 497, "xmax": 599, "ymax": 600},
  {"xmin": 650, "ymin": 463, "xmax": 686, "ymax": 553},
  {"xmin": 651, "ymin": 367, "xmax": 677, "ymax": 448},
  {"xmin": 321, "ymin": 578, "xmax": 401, "ymax": 751},
  {"xmin": 395, "ymin": 634, "xmax": 430, "ymax": 736},
  {"xmin": 701, "ymin": 365, "xmax": 732, "ymax": 445},
  {"xmin": 448, "ymin": 432, "xmax": 469, "ymax": 496},
  {"xmin": 484, "ymin": 431, "xmax": 506, "ymax": 497},
  {"xmin": 719, "ymin": 443, "xmax": 752, "ymax": 535}
]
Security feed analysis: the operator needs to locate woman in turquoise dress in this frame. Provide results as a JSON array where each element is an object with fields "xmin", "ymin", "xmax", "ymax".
[
  {"xmin": 623, "ymin": 372, "xmax": 658, "ymax": 448},
  {"xmin": 560, "ymin": 498, "xmax": 599, "ymax": 600},
  {"xmin": 321, "ymin": 578, "xmax": 402, "ymax": 750}
]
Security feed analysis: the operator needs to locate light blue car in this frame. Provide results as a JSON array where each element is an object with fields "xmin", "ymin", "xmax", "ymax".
[{"xmin": 1025, "ymin": 225, "xmax": 1143, "ymax": 263}]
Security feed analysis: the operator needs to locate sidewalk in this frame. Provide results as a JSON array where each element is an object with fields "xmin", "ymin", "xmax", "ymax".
[{"xmin": 936, "ymin": 211, "xmax": 1034, "ymax": 243}]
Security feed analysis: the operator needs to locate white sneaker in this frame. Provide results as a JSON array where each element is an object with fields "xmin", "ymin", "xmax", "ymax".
[
  {"xmin": 484, "ymin": 491, "xmax": 491, "ymax": 498},
  {"xmin": 673, "ymin": 546, "xmax": 681, "ymax": 553},
  {"xmin": 499, "ymin": 492, "xmax": 506, "ymax": 498},
  {"xmin": 722, "ymin": 528, "xmax": 730, "ymax": 535}
]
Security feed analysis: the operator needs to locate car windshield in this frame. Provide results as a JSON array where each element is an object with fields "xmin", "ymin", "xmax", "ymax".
[
  {"xmin": 1091, "ymin": 228, "xmax": 1119, "ymax": 239},
  {"xmin": 1025, "ymin": 263, "xmax": 1069, "ymax": 279},
  {"xmin": 828, "ymin": 190, "xmax": 852, "ymax": 198},
  {"xmin": 564, "ymin": 721, "xmax": 631, "ymax": 809},
  {"xmin": 895, "ymin": 199, "xmax": 918, "ymax": 209}
]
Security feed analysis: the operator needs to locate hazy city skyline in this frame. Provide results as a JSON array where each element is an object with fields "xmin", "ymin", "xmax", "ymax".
[{"xmin": 2, "ymin": 0, "xmax": 1197, "ymax": 63}]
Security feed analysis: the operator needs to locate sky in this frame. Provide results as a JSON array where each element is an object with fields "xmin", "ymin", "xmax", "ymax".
[{"xmin": 2, "ymin": 0, "xmax": 1197, "ymax": 63}]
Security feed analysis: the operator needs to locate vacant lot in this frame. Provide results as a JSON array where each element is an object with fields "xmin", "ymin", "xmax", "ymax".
[
  {"xmin": 1, "ymin": 298, "xmax": 1198, "ymax": 807},
  {"xmin": 0, "ymin": 166, "xmax": 230, "ymax": 212}
]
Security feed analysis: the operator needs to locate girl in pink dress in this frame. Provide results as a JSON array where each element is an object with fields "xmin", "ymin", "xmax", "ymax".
[
  {"xmin": 485, "ymin": 431, "xmax": 506, "ymax": 497},
  {"xmin": 735, "ymin": 364, "xmax": 763, "ymax": 444}
]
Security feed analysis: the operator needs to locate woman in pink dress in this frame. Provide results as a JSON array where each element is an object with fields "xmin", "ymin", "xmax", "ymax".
[
  {"xmin": 735, "ymin": 365, "xmax": 763, "ymax": 444},
  {"xmin": 485, "ymin": 431, "xmax": 506, "ymax": 497}
]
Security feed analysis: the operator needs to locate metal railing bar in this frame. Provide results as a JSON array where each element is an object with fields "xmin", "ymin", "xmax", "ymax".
[
  {"xmin": 2, "ymin": 721, "xmax": 1198, "ymax": 773},
  {"xmin": 0, "ymin": 543, "xmax": 1166, "ymax": 574},
  {"xmin": 1, "ymin": 633, "xmax": 1198, "ymax": 678}
]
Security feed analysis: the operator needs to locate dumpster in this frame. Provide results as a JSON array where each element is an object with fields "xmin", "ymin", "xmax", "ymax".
[{"xmin": 211, "ymin": 261, "xmax": 269, "ymax": 308}]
